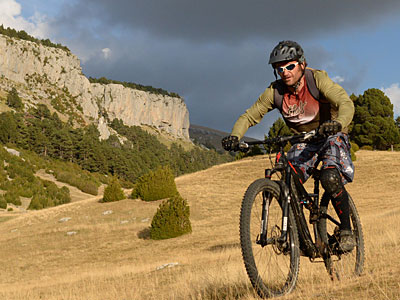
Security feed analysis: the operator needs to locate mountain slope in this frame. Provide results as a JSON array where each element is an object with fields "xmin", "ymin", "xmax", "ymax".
[
  {"xmin": 0, "ymin": 32, "xmax": 189, "ymax": 140},
  {"xmin": 189, "ymin": 124, "xmax": 259, "ymax": 152},
  {"xmin": 0, "ymin": 150, "xmax": 398, "ymax": 299}
]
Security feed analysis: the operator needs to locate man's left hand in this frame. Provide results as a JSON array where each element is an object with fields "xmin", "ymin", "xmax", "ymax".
[{"xmin": 319, "ymin": 120, "xmax": 342, "ymax": 135}]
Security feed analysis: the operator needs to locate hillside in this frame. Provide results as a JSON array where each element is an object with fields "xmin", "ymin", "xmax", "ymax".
[
  {"xmin": 0, "ymin": 31, "xmax": 189, "ymax": 140},
  {"xmin": 0, "ymin": 150, "xmax": 398, "ymax": 299},
  {"xmin": 189, "ymin": 124, "xmax": 259, "ymax": 152}
]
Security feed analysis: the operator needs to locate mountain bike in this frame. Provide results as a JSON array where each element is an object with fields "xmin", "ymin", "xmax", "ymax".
[{"xmin": 238, "ymin": 130, "xmax": 364, "ymax": 298}]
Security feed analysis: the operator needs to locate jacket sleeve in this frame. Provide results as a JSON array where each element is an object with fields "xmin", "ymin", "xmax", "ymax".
[
  {"xmin": 313, "ymin": 70, "xmax": 354, "ymax": 128},
  {"xmin": 231, "ymin": 85, "xmax": 275, "ymax": 139}
]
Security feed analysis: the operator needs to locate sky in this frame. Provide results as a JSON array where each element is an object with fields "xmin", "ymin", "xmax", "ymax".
[{"xmin": 1, "ymin": 0, "xmax": 400, "ymax": 139}]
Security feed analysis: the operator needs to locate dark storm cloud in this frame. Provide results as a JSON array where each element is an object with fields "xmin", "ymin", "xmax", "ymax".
[
  {"xmin": 58, "ymin": 0, "xmax": 400, "ymax": 43},
  {"xmin": 49, "ymin": 1, "xmax": 400, "ymax": 138}
]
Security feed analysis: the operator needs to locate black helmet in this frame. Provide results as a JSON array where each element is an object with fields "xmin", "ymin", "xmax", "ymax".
[{"xmin": 269, "ymin": 40, "xmax": 305, "ymax": 65}]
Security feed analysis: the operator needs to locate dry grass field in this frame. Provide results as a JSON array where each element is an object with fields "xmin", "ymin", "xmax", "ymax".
[{"xmin": 0, "ymin": 150, "xmax": 399, "ymax": 299}]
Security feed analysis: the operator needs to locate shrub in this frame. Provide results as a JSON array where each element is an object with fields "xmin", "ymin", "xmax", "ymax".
[
  {"xmin": 350, "ymin": 148, "xmax": 357, "ymax": 161},
  {"xmin": 55, "ymin": 170, "xmax": 99, "ymax": 195},
  {"xmin": 131, "ymin": 166, "xmax": 178, "ymax": 201},
  {"xmin": 29, "ymin": 192, "xmax": 48, "ymax": 209},
  {"xmin": 0, "ymin": 196, "xmax": 7, "ymax": 209},
  {"xmin": 350, "ymin": 141, "xmax": 360, "ymax": 152},
  {"xmin": 27, "ymin": 181, "xmax": 71, "ymax": 210},
  {"xmin": 56, "ymin": 186, "xmax": 71, "ymax": 205},
  {"xmin": 4, "ymin": 191, "xmax": 21, "ymax": 206},
  {"xmin": 6, "ymin": 87, "xmax": 24, "ymax": 111},
  {"xmin": 150, "ymin": 193, "xmax": 192, "ymax": 240},
  {"xmin": 360, "ymin": 145, "xmax": 373, "ymax": 151},
  {"xmin": 6, "ymin": 159, "xmax": 35, "ymax": 181},
  {"xmin": 102, "ymin": 178, "xmax": 125, "ymax": 202}
]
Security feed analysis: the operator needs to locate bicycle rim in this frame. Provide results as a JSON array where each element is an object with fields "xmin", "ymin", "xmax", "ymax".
[{"xmin": 240, "ymin": 179, "xmax": 300, "ymax": 298}]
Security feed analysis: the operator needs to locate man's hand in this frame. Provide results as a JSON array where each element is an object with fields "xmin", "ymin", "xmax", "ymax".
[
  {"xmin": 221, "ymin": 135, "xmax": 239, "ymax": 151},
  {"xmin": 319, "ymin": 120, "xmax": 342, "ymax": 136}
]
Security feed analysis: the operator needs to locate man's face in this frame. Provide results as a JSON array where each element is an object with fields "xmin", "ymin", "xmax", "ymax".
[{"xmin": 274, "ymin": 60, "xmax": 305, "ymax": 86}]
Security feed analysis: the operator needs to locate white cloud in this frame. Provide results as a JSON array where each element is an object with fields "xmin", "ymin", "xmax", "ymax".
[
  {"xmin": 332, "ymin": 75, "xmax": 345, "ymax": 84},
  {"xmin": 102, "ymin": 48, "xmax": 111, "ymax": 59},
  {"xmin": 0, "ymin": 0, "xmax": 50, "ymax": 38},
  {"xmin": 381, "ymin": 83, "xmax": 400, "ymax": 117}
]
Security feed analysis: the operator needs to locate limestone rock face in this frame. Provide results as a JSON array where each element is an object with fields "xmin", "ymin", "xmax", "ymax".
[{"xmin": 0, "ymin": 34, "xmax": 190, "ymax": 140}]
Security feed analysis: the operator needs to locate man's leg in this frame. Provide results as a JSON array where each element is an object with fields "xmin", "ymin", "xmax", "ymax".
[{"xmin": 320, "ymin": 167, "xmax": 355, "ymax": 252}]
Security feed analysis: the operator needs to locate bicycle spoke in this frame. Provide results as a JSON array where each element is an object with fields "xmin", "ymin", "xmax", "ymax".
[{"xmin": 240, "ymin": 179, "xmax": 300, "ymax": 297}]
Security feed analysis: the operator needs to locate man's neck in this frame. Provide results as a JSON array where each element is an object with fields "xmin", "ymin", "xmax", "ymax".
[{"xmin": 287, "ymin": 75, "xmax": 305, "ymax": 95}]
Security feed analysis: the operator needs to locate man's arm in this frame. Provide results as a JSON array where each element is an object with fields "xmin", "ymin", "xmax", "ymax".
[
  {"xmin": 231, "ymin": 85, "xmax": 275, "ymax": 139},
  {"xmin": 313, "ymin": 70, "xmax": 355, "ymax": 129}
]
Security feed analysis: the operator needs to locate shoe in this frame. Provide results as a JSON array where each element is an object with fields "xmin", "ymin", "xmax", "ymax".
[{"xmin": 339, "ymin": 229, "xmax": 356, "ymax": 252}]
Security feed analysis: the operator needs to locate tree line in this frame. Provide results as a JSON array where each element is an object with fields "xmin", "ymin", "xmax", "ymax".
[
  {"xmin": 88, "ymin": 76, "xmax": 181, "ymax": 99},
  {"xmin": 0, "ymin": 105, "xmax": 232, "ymax": 184},
  {"xmin": 0, "ymin": 25, "xmax": 70, "ymax": 52}
]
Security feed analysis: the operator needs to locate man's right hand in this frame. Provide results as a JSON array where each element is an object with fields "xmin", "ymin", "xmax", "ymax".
[{"xmin": 221, "ymin": 135, "xmax": 239, "ymax": 151}]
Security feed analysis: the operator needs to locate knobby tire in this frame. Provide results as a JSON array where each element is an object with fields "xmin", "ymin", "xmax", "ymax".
[{"xmin": 240, "ymin": 179, "xmax": 300, "ymax": 298}]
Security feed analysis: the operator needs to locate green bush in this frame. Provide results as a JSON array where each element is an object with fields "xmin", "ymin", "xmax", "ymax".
[
  {"xmin": 150, "ymin": 193, "xmax": 192, "ymax": 240},
  {"xmin": 27, "ymin": 180, "xmax": 71, "ymax": 210},
  {"xmin": 350, "ymin": 148, "xmax": 357, "ymax": 161},
  {"xmin": 6, "ymin": 158, "xmax": 35, "ymax": 181},
  {"xmin": 360, "ymin": 145, "xmax": 373, "ymax": 151},
  {"xmin": 55, "ymin": 170, "xmax": 99, "ymax": 195},
  {"xmin": 6, "ymin": 87, "xmax": 24, "ymax": 111},
  {"xmin": 0, "ymin": 196, "xmax": 7, "ymax": 209},
  {"xmin": 131, "ymin": 166, "xmax": 178, "ymax": 201},
  {"xmin": 102, "ymin": 178, "xmax": 125, "ymax": 202},
  {"xmin": 29, "ymin": 192, "xmax": 49, "ymax": 210},
  {"xmin": 4, "ymin": 191, "xmax": 21, "ymax": 206},
  {"xmin": 350, "ymin": 142, "xmax": 360, "ymax": 152}
]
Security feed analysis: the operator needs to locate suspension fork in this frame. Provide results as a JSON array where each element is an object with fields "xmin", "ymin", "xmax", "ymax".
[
  {"xmin": 257, "ymin": 190, "xmax": 270, "ymax": 246},
  {"xmin": 256, "ymin": 181, "xmax": 290, "ymax": 247},
  {"xmin": 278, "ymin": 182, "xmax": 290, "ymax": 243}
]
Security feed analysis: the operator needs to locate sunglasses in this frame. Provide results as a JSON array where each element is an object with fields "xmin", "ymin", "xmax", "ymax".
[{"xmin": 276, "ymin": 62, "xmax": 299, "ymax": 73}]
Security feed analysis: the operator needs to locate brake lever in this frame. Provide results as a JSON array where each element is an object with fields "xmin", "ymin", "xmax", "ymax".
[
  {"xmin": 238, "ymin": 142, "xmax": 249, "ymax": 152},
  {"xmin": 303, "ymin": 129, "xmax": 317, "ymax": 141}
]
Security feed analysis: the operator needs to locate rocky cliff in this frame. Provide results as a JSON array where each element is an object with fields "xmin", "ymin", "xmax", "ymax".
[{"xmin": 0, "ymin": 34, "xmax": 190, "ymax": 140}]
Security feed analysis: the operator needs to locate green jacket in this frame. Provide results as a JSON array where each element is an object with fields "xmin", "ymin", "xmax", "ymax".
[{"xmin": 231, "ymin": 69, "xmax": 354, "ymax": 139}]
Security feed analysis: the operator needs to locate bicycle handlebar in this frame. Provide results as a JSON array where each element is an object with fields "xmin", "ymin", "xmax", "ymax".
[{"xmin": 239, "ymin": 129, "xmax": 319, "ymax": 152}]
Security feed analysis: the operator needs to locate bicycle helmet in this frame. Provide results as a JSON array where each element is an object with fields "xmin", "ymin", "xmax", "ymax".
[{"xmin": 269, "ymin": 40, "xmax": 305, "ymax": 65}]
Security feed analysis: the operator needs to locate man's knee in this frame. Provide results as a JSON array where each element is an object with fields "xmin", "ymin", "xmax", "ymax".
[{"xmin": 320, "ymin": 168, "xmax": 343, "ymax": 196}]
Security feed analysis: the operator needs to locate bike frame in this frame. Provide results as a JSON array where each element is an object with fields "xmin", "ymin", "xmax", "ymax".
[{"xmin": 246, "ymin": 132, "xmax": 341, "ymax": 260}]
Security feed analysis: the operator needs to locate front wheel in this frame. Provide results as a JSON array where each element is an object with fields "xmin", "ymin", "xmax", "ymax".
[
  {"xmin": 240, "ymin": 179, "xmax": 300, "ymax": 298},
  {"xmin": 319, "ymin": 194, "xmax": 365, "ymax": 280}
]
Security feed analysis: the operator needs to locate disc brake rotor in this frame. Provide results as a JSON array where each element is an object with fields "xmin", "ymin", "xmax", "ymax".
[{"xmin": 271, "ymin": 225, "xmax": 284, "ymax": 254}]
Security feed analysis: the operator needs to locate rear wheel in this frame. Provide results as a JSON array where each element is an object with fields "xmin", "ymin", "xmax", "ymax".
[
  {"xmin": 319, "ymin": 194, "xmax": 364, "ymax": 280},
  {"xmin": 240, "ymin": 179, "xmax": 300, "ymax": 298}
]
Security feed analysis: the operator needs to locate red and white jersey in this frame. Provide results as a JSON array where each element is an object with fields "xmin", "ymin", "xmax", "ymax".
[{"xmin": 281, "ymin": 83, "xmax": 320, "ymax": 125}]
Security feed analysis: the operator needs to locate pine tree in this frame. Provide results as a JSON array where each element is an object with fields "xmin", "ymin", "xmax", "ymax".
[
  {"xmin": 6, "ymin": 88, "xmax": 24, "ymax": 111},
  {"xmin": 131, "ymin": 166, "xmax": 178, "ymax": 201},
  {"xmin": 102, "ymin": 178, "xmax": 125, "ymax": 202},
  {"xmin": 350, "ymin": 89, "xmax": 400, "ymax": 150},
  {"xmin": 150, "ymin": 193, "xmax": 192, "ymax": 240}
]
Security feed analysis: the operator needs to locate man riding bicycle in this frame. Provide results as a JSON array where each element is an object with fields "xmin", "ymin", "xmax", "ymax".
[{"xmin": 222, "ymin": 40, "xmax": 356, "ymax": 252}]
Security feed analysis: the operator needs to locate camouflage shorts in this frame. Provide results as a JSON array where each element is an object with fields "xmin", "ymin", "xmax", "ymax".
[{"xmin": 287, "ymin": 133, "xmax": 354, "ymax": 184}]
